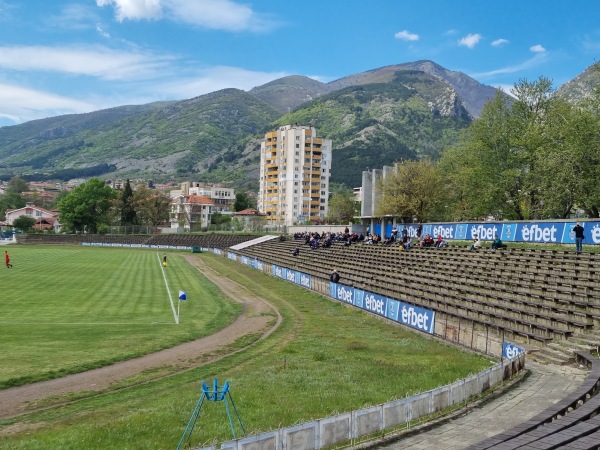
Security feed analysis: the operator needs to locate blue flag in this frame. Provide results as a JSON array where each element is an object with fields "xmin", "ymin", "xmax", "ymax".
[{"xmin": 178, "ymin": 290, "xmax": 187, "ymax": 301}]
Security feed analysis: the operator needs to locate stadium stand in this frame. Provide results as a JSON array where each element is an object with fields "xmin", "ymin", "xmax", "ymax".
[{"xmin": 234, "ymin": 238, "xmax": 600, "ymax": 353}]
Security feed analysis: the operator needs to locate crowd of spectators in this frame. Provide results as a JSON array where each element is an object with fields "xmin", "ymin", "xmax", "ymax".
[
  {"xmin": 292, "ymin": 225, "xmax": 509, "ymax": 254},
  {"xmin": 293, "ymin": 228, "xmax": 365, "ymax": 251}
]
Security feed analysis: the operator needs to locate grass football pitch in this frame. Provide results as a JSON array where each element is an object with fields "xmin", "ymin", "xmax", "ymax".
[
  {"xmin": 0, "ymin": 248, "xmax": 492, "ymax": 449},
  {"xmin": 0, "ymin": 245, "xmax": 241, "ymax": 388}
]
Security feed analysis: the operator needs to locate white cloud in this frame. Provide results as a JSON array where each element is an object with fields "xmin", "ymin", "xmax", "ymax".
[
  {"xmin": 0, "ymin": 0, "xmax": 16, "ymax": 21},
  {"xmin": 97, "ymin": 0, "xmax": 272, "ymax": 31},
  {"xmin": 395, "ymin": 30, "xmax": 419, "ymax": 41},
  {"xmin": 96, "ymin": 24, "xmax": 111, "ymax": 38},
  {"xmin": 157, "ymin": 66, "xmax": 287, "ymax": 98},
  {"xmin": 491, "ymin": 38, "xmax": 509, "ymax": 47},
  {"xmin": 530, "ymin": 44, "xmax": 546, "ymax": 53},
  {"xmin": 496, "ymin": 84, "xmax": 517, "ymax": 98},
  {"xmin": 0, "ymin": 45, "xmax": 176, "ymax": 80},
  {"xmin": 458, "ymin": 33, "xmax": 482, "ymax": 49},
  {"xmin": 46, "ymin": 3, "xmax": 100, "ymax": 30},
  {"xmin": 0, "ymin": 62, "xmax": 289, "ymax": 125},
  {"xmin": 96, "ymin": 0, "xmax": 163, "ymax": 21},
  {"xmin": 0, "ymin": 83, "xmax": 94, "ymax": 125},
  {"xmin": 471, "ymin": 53, "xmax": 549, "ymax": 78},
  {"xmin": 581, "ymin": 34, "xmax": 600, "ymax": 51}
]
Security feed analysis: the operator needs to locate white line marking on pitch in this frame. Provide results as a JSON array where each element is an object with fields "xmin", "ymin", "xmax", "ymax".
[{"xmin": 157, "ymin": 252, "xmax": 179, "ymax": 324}]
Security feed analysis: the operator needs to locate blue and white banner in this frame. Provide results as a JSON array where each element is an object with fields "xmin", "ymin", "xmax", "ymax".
[
  {"xmin": 272, "ymin": 265, "xmax": 311, "ymax": 289},
  {"xmin": 364, "ymin": 292, "xmax": 387, "ymax": 317},
  {"xmin": 233, "ymin": 255, "xmax": 434, "ymax": 335},
  {"xmin": 502, "ymin": 341, "xmax": 524, "ymax": 359},
  {"xmin": 329, "ymin": 282, "xmax": 435, "ymax": 335},
  {"xmin": 82, "ymin": 242, "xmax": 193, "ymax": 250},
  {"xmin": 374, "ymin": 220, "xmax": 600, "ymax": 245}
]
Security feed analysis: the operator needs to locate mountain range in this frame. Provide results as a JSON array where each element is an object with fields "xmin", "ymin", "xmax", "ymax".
[{"xmin": 0, "ymin": 60, "xmax": 596, "ymax": 190}]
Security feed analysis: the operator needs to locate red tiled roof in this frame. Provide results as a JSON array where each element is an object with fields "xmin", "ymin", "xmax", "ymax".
[
  {"xmin": 235, "ymin": 208, "xmax": 264, "ymax": 216},
  {"xmin": 5, "ymin": 205, "xmax": 58, "ymax": 217},
  {"xmin": 171, "ymin": 194, "xmax": 214, "ymax": 205}
]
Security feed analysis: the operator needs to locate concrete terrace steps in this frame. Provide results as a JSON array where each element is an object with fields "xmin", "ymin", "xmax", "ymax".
[
  {"xmin": 235, "ymin": 238, "xmax": 600, "ymax": 351},
  {"xmin": 465, "ymin": 352, "xmax": 600, "ymax": 450}
]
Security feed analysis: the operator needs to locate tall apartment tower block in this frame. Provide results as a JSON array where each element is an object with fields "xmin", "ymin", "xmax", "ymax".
[{"xmin": 258, "ymin": 125, "xmax": 332, "ymax": 226}]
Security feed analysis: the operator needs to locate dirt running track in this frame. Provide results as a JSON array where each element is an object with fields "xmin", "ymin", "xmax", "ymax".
[{"xmin": 0, "ymin": 255, "xmax": 281, "ymax": 422}]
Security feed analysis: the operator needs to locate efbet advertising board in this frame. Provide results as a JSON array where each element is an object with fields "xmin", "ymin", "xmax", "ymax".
[
  {"xmin": 329, "ymin": 282, "xmax": 435, "ymax": 335},
  {"xmin": 502, "ymin": 341, "xmax": 524, "ymax": 359},
  {"xmin": 374, "ymin": 221, "xmax": 600, "ymax": 245},
  {"xmin": 237, "ymin": 258, "xmax": 433, "ymax": 335},
  {"xmin": 271, "ymin": 265, "xmax": 311, "ymax": 289}
]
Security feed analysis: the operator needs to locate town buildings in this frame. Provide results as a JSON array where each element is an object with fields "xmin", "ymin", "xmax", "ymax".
[
  {"xmin": 168, "ymin": 182, "xmax": 236, "ymax": 230},
  {"xmin": 4, "ymin": 202, "xmax": 60, "ymax": 231},
  {"xmin": 258, "ymin": 125, "xmax": 332, "ymax": 227}
]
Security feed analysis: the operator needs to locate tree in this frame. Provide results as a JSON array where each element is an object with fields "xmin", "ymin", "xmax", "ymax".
[
  {"xmin": 13, "ymin": 215, "xmax": 36, "ymax": 232},
  {"xmin": 0, "ymin": 176, "xmax": 28, "ymax": 219},
  {"xmin": 132, "ymin": 186, "xmax": 171, "ymax": 228},
  {"xmin": 233, "ymin": 192, "xmax": 255, "ymax": 212},
  {"xmin": 211, "ymin": 212, "xmax": 232, "ymax": 226},
  {"xmin": 439, "ymin": 91, "xmax": 524, "ymax": 220},
  {"xmin": 439, "ymin": 78, "xmax": 560, "ymax": 221},
  {"xmin": 0, "ymin": 191, "xmax": 26, "ymax": 220},
  {"xmin": 376, "ymin": 159, "xmax": 443, "ymax": 222},
  {"xmin": 7, "ymin": 177, "xmax": 29, "ymax": 194},
  {"xmin": 58, "ymin": 178, "xmax": 116, "ymax": 233},
  {"xmin": 325, "ymin": 186, "xmax": 356, "ymax": 224},
  {"xmin": 120, "ymin": 179, "xmax": 137, "ymax": 226}
]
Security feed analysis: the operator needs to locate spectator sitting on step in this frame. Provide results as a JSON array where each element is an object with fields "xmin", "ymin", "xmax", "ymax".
[
  {"xmin": 404, "ymin": 237, "xmax": 413, "ymax": 250},
  {"xmin": 330, "ymin": 269, "xmax": 340, "ymax": 283},
  {"xmin": 469, "ymin": 236, "xmax": 482, "ymax": 251},
  {"xmin": 491, "ymin": 235, "xmax": 507, "ymax": 251},
  {"xmin": 435, "ymin": 234, "xmax": 447, "ymax": 248},
  {"xmin": 422, "ymin": 234, "xmax": 434, "ymax": 247},
  {"xmin": 292, "ymin": 246, "xmax": 300, "ymax": 256}
]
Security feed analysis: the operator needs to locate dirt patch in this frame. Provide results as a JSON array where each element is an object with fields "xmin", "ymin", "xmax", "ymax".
[{"xmin": 0, "ymin": 255, "xmax": 281, "ymax": 423}]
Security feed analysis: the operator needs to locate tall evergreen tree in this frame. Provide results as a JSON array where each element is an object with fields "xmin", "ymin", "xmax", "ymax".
[{"xmin": 121, "ymin": 179, "xmax": 137, "ymax": 226}]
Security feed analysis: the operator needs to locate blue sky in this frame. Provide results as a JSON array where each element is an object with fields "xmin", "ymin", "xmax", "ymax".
[{"xmin": 0, "ymin": 0, "xmax": 598, "ymax": 127}]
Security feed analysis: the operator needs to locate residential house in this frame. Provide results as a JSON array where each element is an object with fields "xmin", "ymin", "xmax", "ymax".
[
  {"xmin": 5, "ymin": 203, "xmax": 60, "ymax": 231},
  {"xmin": 170, "ymin": 194, "xmax": 214, "ymax": 231}
]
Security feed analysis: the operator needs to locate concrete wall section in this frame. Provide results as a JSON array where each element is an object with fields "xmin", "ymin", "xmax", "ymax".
[
  {"xmin": 282, "ymin": 422, "xmax": 318, "ymax": 450},
  {"xmin": 383, "ymin": 398, "xmax": 411, "ymax": 429},
  {"xmin": 352, "ymin": 406, "xmax": 383, "ymax": 438},
  {"xmin": 318, "ymin": 413, "xmax": 351, "ymax": 448},
  {"xmin": 239, "ymin": 431, "xmax": 278, "ymax": 450},
  {"xmin": 410, "ymin": 392, "xmax": 432, "ymax": 421}
]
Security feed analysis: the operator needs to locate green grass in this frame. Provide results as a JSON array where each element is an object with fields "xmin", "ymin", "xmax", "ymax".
[
  {"xmin": 0, "ymin": 251, "xmax": 491, "ymax": 450},
  {"xmin": 0, "ymin": 246, "xmax": 241, "ymax": 388}
]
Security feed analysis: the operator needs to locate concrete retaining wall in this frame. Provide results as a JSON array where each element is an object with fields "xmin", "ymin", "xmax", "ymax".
[{"xmin": 194, "ymin": 355, "xmax": 524, "ymax": 450}]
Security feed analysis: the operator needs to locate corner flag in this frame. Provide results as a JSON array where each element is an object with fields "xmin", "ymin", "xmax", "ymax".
[{"xmin": 179, "ymin": 290, "xmax": 187, "ymax": 301}]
